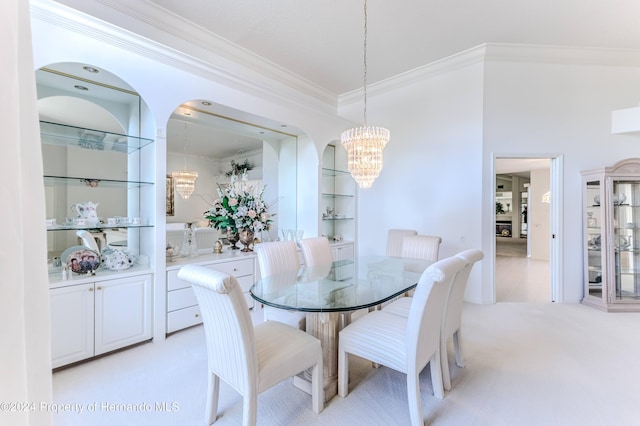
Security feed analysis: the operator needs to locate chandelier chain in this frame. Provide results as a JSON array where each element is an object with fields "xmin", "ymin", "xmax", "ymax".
[
  {"xmin": 363, "ymin": 0, "xmax": 368, "ymax": 125},
  {"xmin": 183, "ymin": 122, "xmax": 188, "ymax": 169}
]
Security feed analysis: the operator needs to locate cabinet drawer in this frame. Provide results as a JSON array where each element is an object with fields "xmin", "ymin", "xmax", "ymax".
[
  {"xmin": 167, "ymin": 287, "xmax": 197, "ymax": 312},
  {"xmin": 167, "ymin": 269, "xmax": 187, "ymax": 291},
  {"xmin": 167, "ymin": 305, "xmax": 202, "ymax": 333},
  {"xmin": 167, "ymin": 259, "xmax": 254, "ymax": 291},
  {"xmin": 208, "ymin": 258, "xmax": 254, "ymax": 277}
]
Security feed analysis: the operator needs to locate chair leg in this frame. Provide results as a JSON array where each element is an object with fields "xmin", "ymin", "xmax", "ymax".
[
  {"xmin": 242, "ymin": 392, "xmax": 257, "ymax": 426},
  {"xmin": 430, "ymin": 352, "xmax": 444, "ymax": 400},
  {"xmin": 311, "ymin": 353, "xmax": 324, "ymax": 413},
  {"xmin": 453, "ymin": 330, "xmax": 465, "ymax": 367},
  {"xmin": 406, "ymin": 372, "xmax": 424, "ymax": 426},
  {"xmin": 441, "ymin": 338, "xmax": 452, "ymax": 392},
  {"xmin": 205, "ymin": 372, "xmax": 219, "ymax": 425},
  {"xmin": 338, "ymin": 345, "xmax": 349, "ymax": 397}
]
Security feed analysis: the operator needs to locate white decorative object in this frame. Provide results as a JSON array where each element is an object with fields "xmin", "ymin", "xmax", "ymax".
[
  {"xmin": 102, "ymin": 248, "xmax": 133, "ymax": 271},
  {"xmin": 71, "ymin": 201, "xmax": 100, "ymax": 226}
]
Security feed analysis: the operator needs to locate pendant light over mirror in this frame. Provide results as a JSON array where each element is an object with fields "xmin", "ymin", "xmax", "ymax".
[
  {"xmin": 171, "ymin": 122, "xmax": 198, "ymax": 199},
  {"xmin": 340, "ymin": 0, "xmax": 390, "ymax": 189}
]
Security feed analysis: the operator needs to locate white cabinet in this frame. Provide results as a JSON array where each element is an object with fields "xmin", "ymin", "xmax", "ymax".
[
  {"xmin": 330, "ymin": 242, "xmax": 354, "ymax": 261},
  {"xmin": 50, "ymin": 274, "xmax": 152, "ymax": 368},
  {"xmin": 166, "ymin": 255, "xmax": 255, "ymax": 334}
]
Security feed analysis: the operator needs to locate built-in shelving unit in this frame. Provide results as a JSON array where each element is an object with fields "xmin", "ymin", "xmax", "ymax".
[
  {"xmin": 41, "ymin": 118, "xmax": 155, "ymax": 368},
  {"xmin": 321, "ymin": 144, "xmax": 356, "ymax": 246}
]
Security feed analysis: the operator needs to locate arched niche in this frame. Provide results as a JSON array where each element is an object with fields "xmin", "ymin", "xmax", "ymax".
[
  {"xmin": 35, "ymin": 62, "xmax": 155, "ymax": 256},
  {"xmin": 165, "ymin": 100, "xmax": 298, "ymax": 244}
]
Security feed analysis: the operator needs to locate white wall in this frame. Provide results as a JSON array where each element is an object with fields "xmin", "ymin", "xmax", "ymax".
[
  {"xmin": 482, "ymin": 47, "xmax": 640, "ymax": 303},
  {"xmin": 341, "ymin": 52, "xmax": 486, "ymax": 301}
]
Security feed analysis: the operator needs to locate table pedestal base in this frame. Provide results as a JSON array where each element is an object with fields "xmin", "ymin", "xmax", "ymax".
[{"xmin": 293, "ymin": 311, "xmax": 350, "ymax": 402}]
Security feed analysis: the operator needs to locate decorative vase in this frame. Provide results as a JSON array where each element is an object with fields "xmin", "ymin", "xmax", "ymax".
[
  {"xmin": 227, "ymin": 231, "xmax": 240, "ymax": 250},
  {"xmin": 239, "ymin": 228, "xmax": 255, "ymax": 252}
]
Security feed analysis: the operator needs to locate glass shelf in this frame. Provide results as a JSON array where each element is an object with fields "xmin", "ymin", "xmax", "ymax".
[
  {"xmin": 322, "ymin": 168, "xmax": 351, "ymax": 177},
  {"xmin": 322, "ymin": 217, "xmax": 354, "ymax": 221},
  {"xmin": 39, "ymin": 121, "xmax": 153, "ymax": 153},
  {"xmin": 322, "ymin": 193, "xmax": 355, "ymax": 198},
  {"xmin": 44, "ymin": 175, "xmax": 154, "ymax": 188},
  {"xmin": 46, "ymin": 224, "xmax": 153, "ymax": 232}
]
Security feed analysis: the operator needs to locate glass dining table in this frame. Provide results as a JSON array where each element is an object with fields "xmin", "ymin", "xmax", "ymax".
[{"xmin": 250, "ymin": 256, "xmax": 433, "ymax": 401}]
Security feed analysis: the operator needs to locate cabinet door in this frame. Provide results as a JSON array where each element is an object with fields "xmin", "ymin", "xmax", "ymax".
[
  {"xmin": 50, "ymin": 283, "xmax": 95, "ymax": 368},
  {"xmin": 584, "ymin": 178, "xmax": 605, "ymax": 305},
  {"xmin": 95, "ymin": 275, "xmax": 152, "ymax": 355},
  {"xmin": 612, "ymin": 180, "xmax": 640, "ymax": 304},
  {"xmin": 331, "ymin": 243, "xmax": 354, "ymax": 261}
]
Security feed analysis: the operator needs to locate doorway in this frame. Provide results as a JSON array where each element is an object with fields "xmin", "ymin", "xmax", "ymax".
[{"xmin": 494, "ymin": 157, "xmax": 558, "ymax": 302}]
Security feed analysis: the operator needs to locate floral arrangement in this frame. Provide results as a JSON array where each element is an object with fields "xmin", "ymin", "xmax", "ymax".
[{"xmin": 203, "ymin": 171, "xmax": 273, "ymax": 234}]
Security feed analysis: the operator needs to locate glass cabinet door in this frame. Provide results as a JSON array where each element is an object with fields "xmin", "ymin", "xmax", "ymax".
[
  {"xmin": 585, "ymin": 179, "xmax": 603, "ymax": 300},
  {"xmin": 612, "ymin": 180, "xmax": 640, "ymax": 302}
]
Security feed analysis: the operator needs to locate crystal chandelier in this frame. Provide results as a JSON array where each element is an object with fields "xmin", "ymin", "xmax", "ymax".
[
  {"xmin": 172, "ymin": 122, "xmax": 198, "ymax": 199},
  {"xmin": 340, "ymin": 0, "xmax": 390, "ymax": 189}
]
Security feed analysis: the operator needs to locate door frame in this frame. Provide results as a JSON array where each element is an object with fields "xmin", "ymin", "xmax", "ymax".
[{"xmin": 492, "ymin": 154, "xmax": 563, "ymax": 303}]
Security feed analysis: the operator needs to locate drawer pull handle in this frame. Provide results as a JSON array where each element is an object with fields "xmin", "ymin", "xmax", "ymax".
[
  {"xmin": 195, "ymin": 313, "xmax": 199, "ymax": 318},
  {"xmin": 233, "ymin": 268, "xmax": 237, "ymax": 271},
  {"xmin": 89, "ymin": 287, "xmax": 94, "ymax": 292},
  {"xmin": 96, "ymin": 286, "xmax": 102, "ymax": 291}
]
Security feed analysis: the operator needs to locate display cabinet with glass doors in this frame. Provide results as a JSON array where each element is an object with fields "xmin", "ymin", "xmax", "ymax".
[{"xmin": 582, "ymin": 158, "xmax": 640, "ymax": 312}]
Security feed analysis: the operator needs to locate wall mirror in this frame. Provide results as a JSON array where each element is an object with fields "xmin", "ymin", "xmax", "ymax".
[{"xmin": 165, "ymin": 101, "xmax": 298, "ymax": 247}]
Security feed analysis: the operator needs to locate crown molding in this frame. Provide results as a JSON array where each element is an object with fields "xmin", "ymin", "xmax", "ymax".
[
  {"xmin": 339, "ymin": 44, "xmax": 488, "ymax": 107},
  {"xmin": 31, "ymin": 0, "xmax": 339, "ymax": 115},
  {"xmin": 339, "ymin": 42, "xmax": 640, "ymax": 107},
  {"xmin": 483, "ymin": 43, "xmax": 640, "ymax": 67}
]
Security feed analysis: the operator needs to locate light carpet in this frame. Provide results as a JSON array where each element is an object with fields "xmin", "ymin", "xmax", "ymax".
[{"xmin": 52, "ymin": 303, "xmax": 640, "ymax": 425}]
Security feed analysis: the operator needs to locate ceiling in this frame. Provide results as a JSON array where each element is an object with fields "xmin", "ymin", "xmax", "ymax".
[{"xmin": 147, "ymin": 0, "xmax": 640, "ymax": 95}]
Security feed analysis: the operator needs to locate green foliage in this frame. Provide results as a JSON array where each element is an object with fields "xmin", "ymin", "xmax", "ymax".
[{"xmin": 204, "ymin": 170, "xmax": 273, "ymax": 233}]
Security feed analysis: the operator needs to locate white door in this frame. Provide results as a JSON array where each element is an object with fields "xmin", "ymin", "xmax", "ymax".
[
  {"xmin": 95, "ymin": 274, "xmax": 152, "ymax": 355},
  {"xmin": 50, "ymin": 283, "xmax": 95, "ymax": 368}
]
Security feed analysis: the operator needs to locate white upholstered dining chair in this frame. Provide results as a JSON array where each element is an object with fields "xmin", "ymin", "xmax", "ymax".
[
  {"xmin": 337, "ymin": 256, "xmax": 467, "ymax": 426},
  {"xmin": 383, "ymin": 248, "xmax": 484, "ymax": 391},
  {"xmin": 386, "ymin": 229, "xmax": 418, "ymax": 257},
  {"xmin": 401, "ymin": 234, "xmax": 442, "ymax": 261},
  {"xmin": 439, "ymin": 248, "xmax": 484, "ymax": 390},
  {"xmin": 383, "ymin": 233, "xmax": 441, "ymax": 304},
  {"xmin": 177, "ymin": 265, "xmax": 324, "ymax": 426},
  {"xmin": 299, "ymin": 236, "xmax": 333, "ymax": 267},
  {"xmin": 254, "ymin": 240, "xmax": 306, "ymax": 329}
]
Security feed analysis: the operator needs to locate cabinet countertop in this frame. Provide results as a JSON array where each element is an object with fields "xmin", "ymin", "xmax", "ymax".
[
  {"xmin": 166, "ymin": 249, "xmax": 256, "ymax": 271},
  {"xmin": 49, "ymin": 266, "xmax": 152, "ymax": 289}
]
